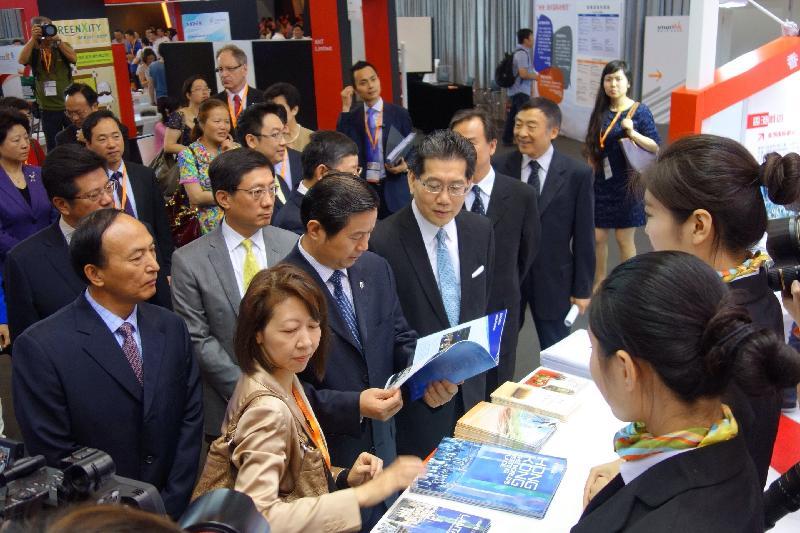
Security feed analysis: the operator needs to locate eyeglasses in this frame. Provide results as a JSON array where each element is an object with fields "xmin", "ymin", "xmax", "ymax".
[
  {"xmin": 73, "ymin": 180, "xmax": 116, "ymax": 202},
  {"xmin": 215, "ymin": 64, "xmax": 243, "ymax": 74},
  {"xmin": 420, "ymin": 179, "xmax": 470, "ymax": 196},
  {"xmin": 235, "ymin": 183, "xmax": 280, "ymax": 201},
  {"xmin": 253, "ymin": 131, "xmax": 288, "ymax": 142},
  {"xmin": 64, "ymin": 109, "xmax": 89, "ymax": 119}
]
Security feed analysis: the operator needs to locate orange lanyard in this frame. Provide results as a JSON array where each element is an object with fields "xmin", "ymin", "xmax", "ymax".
[
  {"xmin": 228, "ymin": 86, "xmax": 249, "ymax": 128},
  {"xmin": 292, "ymin": 384, "xmax": 331, "ymax": 469},
  {"xmin": 364, "ymin": 107, "xmax": 382, "ymax": 150},
  {"xmin": 41, "ymin": 48, "xmax": 53, "ymax": 73},
  {"xmin": 599, "ymin": 109, "xmax": 624, "ymax": 150}
]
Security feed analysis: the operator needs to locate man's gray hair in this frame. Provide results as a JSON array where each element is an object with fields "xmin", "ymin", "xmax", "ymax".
[{"xmin": 216, "ymin": 44, "xmax": 247, "ymax": 66}]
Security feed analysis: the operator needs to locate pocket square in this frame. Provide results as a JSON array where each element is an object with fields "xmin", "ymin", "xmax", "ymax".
[{"xmin": 471, "ymin": 265, "xmax": 485, "ymax": 278}]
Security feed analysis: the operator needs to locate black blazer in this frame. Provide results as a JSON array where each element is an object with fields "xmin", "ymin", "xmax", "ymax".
[
  {"xmin": 370, "ymin": 206, "xmax": 494, "ymax": 458},
  {"xmin": 12, "ymin": 295, "xmax": 203, "ymax": 519},
  {"xmin": 272, "ymin": 188, "xmax": 304, "ymax": 234},
  {"xmin": 480, "ymin": 171, "xmax": 540, "ymax": 389},
  {"xmin": 281, "ymin": 245, "xmax": 417, "ymax": 468},
  {"xmin": 213, "ymin": 85, "xmax": 264, "ymax": 111},
  {"xmin": 573, "ymin": 436, "xmax": 763, "ymax": 532},
  {"xmin": 272, "ymin": 166, "xmax": 293, "ymax": 217},
  {"xmin": 4, "ymin": 222, "xmax": 172, "ymax": 341},
  {"xmin": 494, "ymin": 149, "xmax": 595, "ymax": 320},
  {"xmin": 723, "ymin": 271, "xmax": 784, "ymax": 487},
  {"xmin": 125, "ymin": 161, "xmax": 175, "ymax": 274},
  {"xmin": 336, "ymin": 101, "xmax": 413, "ymax": 213}
]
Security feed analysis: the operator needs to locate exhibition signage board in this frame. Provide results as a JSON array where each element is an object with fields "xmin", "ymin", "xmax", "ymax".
[
  {"xmin": 642, "ymin": 16, "xmax": 690, "ymax": 124},
  {"xmin": 533, "ymin": 1, "xmax": 624, "ymax": 141},
  {"xmin": 182, "ymin": 12, "xmax": 231, "ymax": 43},
  {"xmin": 0, "ymin": 45, "xmax": 25, "ymax": 99}
]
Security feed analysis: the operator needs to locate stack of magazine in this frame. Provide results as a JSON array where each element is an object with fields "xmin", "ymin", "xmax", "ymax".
[
  {"xmin": 454, "ymin": 401, "xmax": 558, "ymax": 452},
  {"xmin": 373, "ymin": 497, "xmax": 491, "ymax": 532},
  {"xmin": 491, "ymin": 367, "xmax": 589, "ymax": 421},
  {"xmin": 411, "ymin": 438, "xmax": 567, "ymax": 519}
]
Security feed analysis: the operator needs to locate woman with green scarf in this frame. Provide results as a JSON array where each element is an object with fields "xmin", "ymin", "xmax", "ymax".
[{"xmin": 574, "ymin": 251, "xmax": 800, "ymax": 532}]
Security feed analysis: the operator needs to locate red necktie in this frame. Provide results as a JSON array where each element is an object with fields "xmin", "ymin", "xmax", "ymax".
[{"xmin": 233, "ymin": 94, "xmax": 242, "ymax": 117}]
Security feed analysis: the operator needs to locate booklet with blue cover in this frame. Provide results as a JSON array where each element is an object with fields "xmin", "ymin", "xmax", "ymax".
[
  {"xmin": 373, "ymin": 496, "xmax": 491, "ymax": 532},
  {"xmin": 385, "ymin": 310, "xmax": 507, "ymax": 401},
  {"xmin": 411, "ymin": 437, "xmax": 567, "ymax": 519}
]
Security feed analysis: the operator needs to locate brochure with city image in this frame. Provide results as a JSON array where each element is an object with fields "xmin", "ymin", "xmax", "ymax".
[{"xmin": 373, "ymin": 497, "xmax": 491, "ymax": 533}]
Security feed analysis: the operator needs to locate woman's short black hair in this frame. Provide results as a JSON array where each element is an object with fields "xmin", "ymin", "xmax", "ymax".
[
  {"xmin": 0, "ymin": 108, "xmax": 30, "ymax": 144},
  {"xmin": 301, "ymin": 172, "xmax": 379, "ymax": 236},
  {"xmin": 70, "ymin": 208, "xmax": 123, "ymax": 284}
]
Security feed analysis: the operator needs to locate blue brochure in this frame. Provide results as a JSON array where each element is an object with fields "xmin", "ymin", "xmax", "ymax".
[
  {"xmin": 385, "ymin": 310, "xmax": 507, "ymax": 401},
  {"xmin": 373, "ymin": 497, "xmax": 491, "ymax": 532},
  {"xmin": 411, "ymin": 437, "xmax": 567, "ymax": 519}
]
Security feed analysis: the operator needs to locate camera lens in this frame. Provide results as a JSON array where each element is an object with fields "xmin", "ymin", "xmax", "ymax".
[
  {"xmin": 41, "ymin": 24, "xmax": 57, "ymax": 38},
  {"xmin": 766, "ymin": 265, "xmax": 800, "ymax": 292},
  {"xmin": 767, "ymin": 216, "xmax": 800, "ymax": 265}
]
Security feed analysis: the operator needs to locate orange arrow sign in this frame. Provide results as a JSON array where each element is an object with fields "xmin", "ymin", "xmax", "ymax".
[{"xmin": 648, "ymin": 70, "xmax": 663, "ymax": 80}]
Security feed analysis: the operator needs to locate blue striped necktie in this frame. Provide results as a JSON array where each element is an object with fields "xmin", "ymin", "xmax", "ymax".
[
  {"xmin": 329, "ymin": 270, "xmax": 362, "ymax": 348},
  {"xmin": 436, "ymin": 228, "xmax": 460, "ymax": 327}
]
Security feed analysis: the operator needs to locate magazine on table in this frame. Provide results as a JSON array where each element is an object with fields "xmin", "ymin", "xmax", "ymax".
[
  {"xmin": 372, "ymin": 496, "xmax": 491, "ymax": 532},
  {"xmin": 411, "ymin": 437, "xmax": 567, "ymax": 519},
  {"xmin": 455, "ymin": 401, "xmax": 558, "ymax": 452},
  {"xmin": 492, "ymin": 367, "xmax": 589, "ymax": 421},
  {"xmin": 385, "ymin": 310, "xmax": 507, "ymax": 401}
]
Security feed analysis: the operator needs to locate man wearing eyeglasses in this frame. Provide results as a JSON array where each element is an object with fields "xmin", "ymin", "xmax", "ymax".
[
  {"xmin": 54, "ymin": 83, "xmax": 132, "ymax": 161},
  {"xmin": 3, "ymin": 145, "xmax": 171, "ymax": 342},
  {"xmin": 236, "ymin": 103, "xmax": 300, "ymax": 213},
  {"xmin": 212, "ymin": 45, "xmax": 264, "ymax": 129},
  {"xmin": 170, "ymin": 148, "xmax": 297, "ymax": 440},
  {"xmin": 370, "ymin": 129, "xmax": 495, "ymax": 460}
]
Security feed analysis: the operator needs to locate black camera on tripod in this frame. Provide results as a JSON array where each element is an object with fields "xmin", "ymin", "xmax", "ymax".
[
  {"xmin": 0, "ymin": 438, "xmax": 163, "ymax": 521},
  {"xmin": 766, "ymin": 216, "xmax": 800, "ymax": 292}
]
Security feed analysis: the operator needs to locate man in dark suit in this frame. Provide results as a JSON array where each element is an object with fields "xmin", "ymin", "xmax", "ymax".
[
  {"xmin": 4, "ymin": 145, "xmax": 172, "ymax": 341},
  {"xmin": 236, "ymin": 103, "xmax": 299, "ymax": 215},
  {"xmin": 56, "ymin": 83, "xmax": 131, "ymax": 161},
  {"xmin": 273, "ymin": 130, "xmax": 360, "ymax": 234},
  {"xmin": 450, "ymin": 109, "xmax": 540, "ymax": 392},
  {"xmin": 82, "ymin": 109, "xmax": 174, "ymax": 277},
  {"xmin": 282, "ymin": 173, "xmax": 455, "ymax": 529},
  {"xmin": 494, "ymin": 97, "xmax": 594, "ymax": 349},
  {"xmin": 370, "ymin": 130, "xmax": 495, "ymax": 459},
  {"xmin": 12, "ymin": 208, "xmax": 203, "ymax": 519},
  {"xmin": 213, "ymin": 44, "xmax": 264, "ymax": 128},
  {"xmin": 337, "ymin": 61, "xmax": 413, "ymax": 218},
  {"xmin": 171, "ymin": 149, "xmax": 297, "ymax": 439}
]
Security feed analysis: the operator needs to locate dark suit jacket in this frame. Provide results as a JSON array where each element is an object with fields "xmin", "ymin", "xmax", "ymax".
[
  {"xmin": 572, "ymin": 436, "xmax": 763, "ymax": 533},
  {"xmin": 12, "ymin": 295, "xmax": 203, "ymax": 519},
  {"xmin": 55, "ymin": 123, "xmax": 133, "ymax": 162},
  {"xmin": 495, "ymin": 149, "xmax": 594, "ymax": 320},
  {"xmin": 0, "ymin": 165, "xmax": 55, "ymax": 266},
  {"xmin": 479, "ymin": 171, "xmax": 540, "ymax": 389},
  {"xmin": 213, "ymin": 86, "xmax": 265, "ymax": 121},
  {"xmin": 272, "ymin": 188, "xmax": 304, "ymax": 235},
  {"xmin": 336, "ymin": 101, "xmax": 413, "ymax": 213},
  {"xmin": 282, "ymin": 244, "xmax": 417, "ymax": 468},
  {"xmin": 4, "ymin": 222, "xmax": 172, "ymax": 341},
  {"xmin": 271, "ymin": 148, "xmax": 300, "ymax": 217},
  {"xmin": 370, "ymin": 206, "xmax": 494, "ymax": 458},
  {"xmin": 125, "ymin": 161, "xmax": 175, "ymax": 274}
]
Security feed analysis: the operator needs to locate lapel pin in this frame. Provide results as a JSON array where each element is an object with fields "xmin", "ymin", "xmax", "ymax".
[{"xmin": 359, "ymin": 281, "xmax": 365, "ymax": 289}]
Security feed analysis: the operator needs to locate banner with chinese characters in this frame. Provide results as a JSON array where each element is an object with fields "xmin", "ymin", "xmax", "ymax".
[
  {"xmin": 533, "ymin": 1, "xmax": 624, "ymax": 140},
  {"xmin": 52, "ymin": 17, "xmax": 120, "ymax": 117}
]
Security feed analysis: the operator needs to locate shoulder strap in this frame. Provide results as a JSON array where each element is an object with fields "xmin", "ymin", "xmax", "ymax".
[
  {"xmin": 223, "ymin": 388, "xmax": 281, "ymax": 440},
  {"xmin": 626, "ymin": 102, "xmax": 640, "ymax": 120}
]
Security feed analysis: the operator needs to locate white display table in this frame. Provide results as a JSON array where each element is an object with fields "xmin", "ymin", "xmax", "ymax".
[{"xmin": 373, "ymin": 377, "xmax": 621, "ymax": 532}]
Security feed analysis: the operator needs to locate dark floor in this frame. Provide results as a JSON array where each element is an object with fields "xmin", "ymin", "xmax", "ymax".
[{"xmin": 0, "ymin": 135, "xmax": 652, "ymax": 443}]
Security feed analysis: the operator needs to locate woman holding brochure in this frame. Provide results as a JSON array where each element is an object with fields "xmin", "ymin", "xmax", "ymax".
[
  {"xmin": 574, "ymin": 251, "xmax": 800, "ymax": 532},
  {"xmin": 193, "ymin": 265, "xmax": 423, "ymax": 532}
]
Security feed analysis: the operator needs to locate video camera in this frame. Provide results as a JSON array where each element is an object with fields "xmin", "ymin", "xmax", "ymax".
[
  {"xmin": 0, "ymin": 438, "xmax": 164, "ymax": 521},
  {"xmin": 766, "ymin": 216, "xmax": 800, "ymax": 291},
  {"xmin": 764, "ymin": 461, "xmax": 800, "ymax": 529}
]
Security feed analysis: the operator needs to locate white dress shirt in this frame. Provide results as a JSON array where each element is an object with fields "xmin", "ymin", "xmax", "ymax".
[
  {"xmin": 465, "ymin": 166, "xmax": 496, "ymax": 212},
  {"xmin": 221, "ymin": 220, "xmax": 267, "ymax": 296},
  {"xmin": 521, "ymin": 143, "xmax": 554, "ymax": 193},
  {"xmin": 108, "ymin": 161, "xmax": 139, "ymax": 218},
  {"xmin": 411, "ymin": 199, "xmax": 460, "ymax": 285},
  {"xmin": 297, "ymin": 236, "xmax": 355, "ymax": 306},
  {"xmin": 275, "ymin": 155, "xmax": 294, "ymax": 191},
  {"xmin": 227, "ymin": 85, "xmax": 248, "ymax": 106},
  {"xmin": 85, "ymin": 289, "xmax": 143, "ymax": 358},
  {"xmin": 297, "ymin": 181, "xmax": 309, "ymax": 195},
  {"xmin": 59, "ymin": 216, "xmax": 77, "ymax": 244}
]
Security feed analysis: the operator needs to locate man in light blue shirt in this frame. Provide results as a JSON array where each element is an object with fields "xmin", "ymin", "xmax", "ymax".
[
  {"xmin": 502, "ymin": 28, "xmax": 538, "ymax": 145},
  {"xmin": 148, "ymin": 45, "xmax": 168, "ymax": 100}
]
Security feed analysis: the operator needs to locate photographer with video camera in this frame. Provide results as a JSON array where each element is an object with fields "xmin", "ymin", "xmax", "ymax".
[
  {"xmin": 639, "ymin": 134, "xmax": 800, "ymax": 488},
  {"xmin": 18, "ymin": 16, "xmax": 77, "ymax": 153}
]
